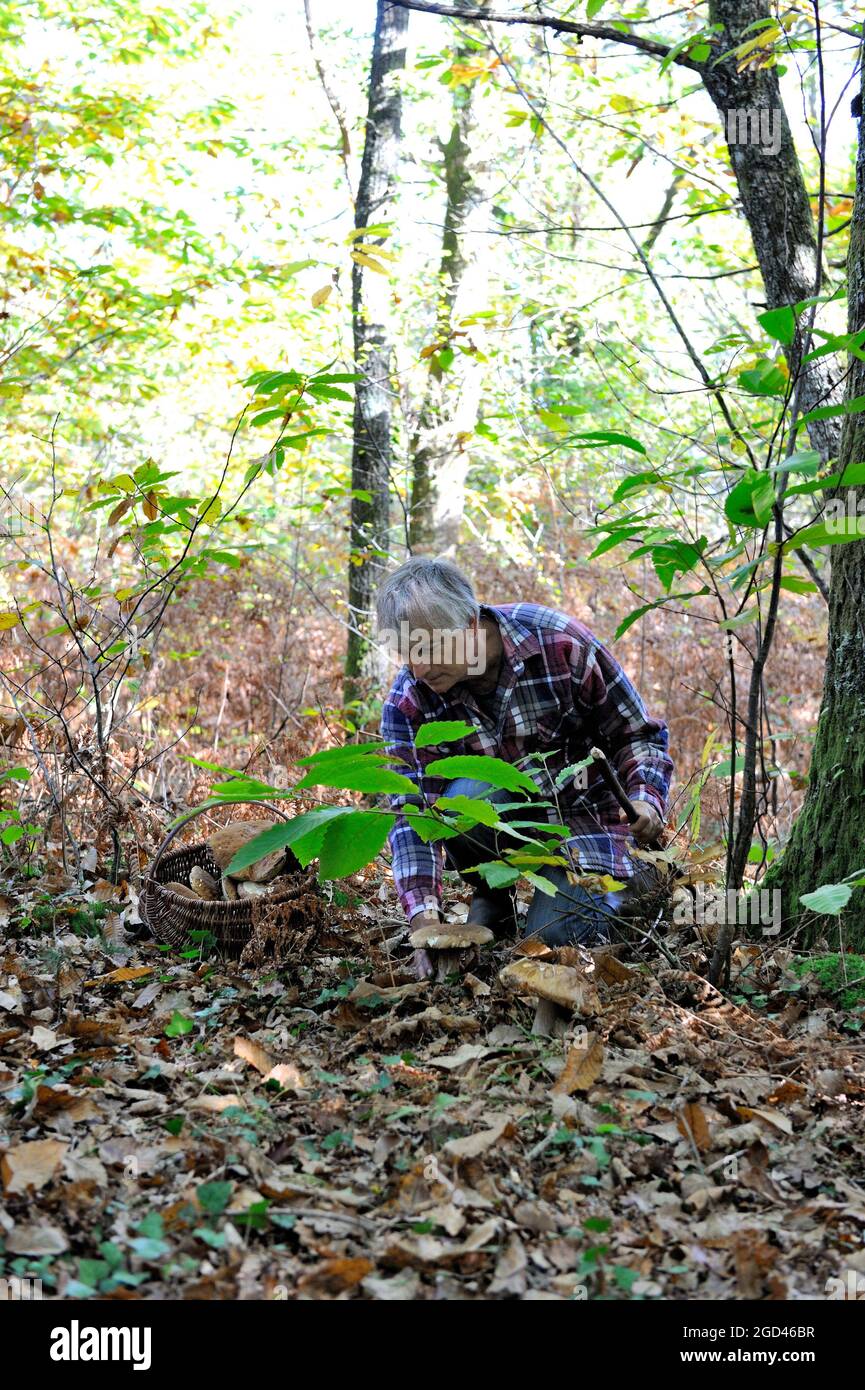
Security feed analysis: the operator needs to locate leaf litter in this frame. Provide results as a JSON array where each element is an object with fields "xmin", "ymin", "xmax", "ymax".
[{"xmin": 1, "ymin": 867, "xmax": 864, "ymax": 1302}]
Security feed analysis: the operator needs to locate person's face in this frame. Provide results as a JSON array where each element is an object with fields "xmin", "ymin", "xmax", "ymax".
[{"xmin": 404, "ymin": 618, "xmax": 483, "ymax": 692}]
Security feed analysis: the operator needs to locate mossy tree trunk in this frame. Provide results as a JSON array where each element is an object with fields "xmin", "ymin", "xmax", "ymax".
[
  {"xmin": 345, "ymin": 0, "xmax": 408, "ymax": 701},
  {"xmin": 764, "ymin": 70, "xmax": 865, "ymax": 948}
]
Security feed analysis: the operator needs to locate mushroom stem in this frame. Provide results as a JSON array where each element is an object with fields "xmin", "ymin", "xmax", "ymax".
[
  {"xmin": 532, "ymin": 997, "xmax": 568, "ymax": 1038},
  {"xmin": 434, "ymin": 948, "xmax": 471, "ymax": 982}
]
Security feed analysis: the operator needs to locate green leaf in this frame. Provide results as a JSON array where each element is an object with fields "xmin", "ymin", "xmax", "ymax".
[
  {"xmin": 777, "ymin": 576, "xmax": 818, "ymax": 594},
  {"xmin": 307, "ymin": 383, "xmax": 353, "ymax": 402},
  {"xmin": 799, "ymin": 882, "xmax": 853, "ymax": 915},
  {"xmin": 474, "ymin": 861, "xmax": 521, "ymax": 889},
  {"xmin": 415, "ymin": 719, "xmax": 476, "ymax": 748},
  {"xmin": 588, "ymin": 526, "xmax": 644, "ymax": 560},
  {"xmin": 757, "ymin": 305, "xmax": 797, "ymax": 345},
  {"xmin": 317, "ymin": 811, "xmax": 394, "ymax": 878},
  {"xmin": 197, "ymin": 1181, "xmax": 233, "ymax": 1215},
  {"xmin": 611, "ymin": 471, "xmax": 665, "ymax": 503},
  {"xmin": 250, "ymin": 407, "xmax": 286, "ymax": 428},
  {"xmin": 802, "ymin": 395, "xmax": 865, "ymax": 424},
  {"xmin": 523, "ymin": 870, "xmax": 558, "ymax": 896},
  {"xmin": 719, "ymin": 606, "xmax": 760, "ymax": 631},
  {"xmin": 569, "ymin": 429, "xmax": 647, "ymax": 455},
  {"xmin": 295, "ymin": 742, "xmax": 386, "ymax": 767},
  {"xmin": 225, "ymin": 807, "xmax": 350, "ymax": 874},
  {"xmin": 725, "ymin": 470, "xmax": 776, "ymax": 528},
  {"xmin": 738, "ymin": 360, "xmax": 787, "ymax": 397},
  {"xmin": 783, "ymin": 521, "xmax": 865, "ymax": 550},
  {"xmin": 424, "ymin": 755, "xmax": 537, "ymax": 794},
  {"xmin": 165, "ymin": 1011, "xmax": 193, "ymax": 1038},
  {"xmin": 433, "ymin": 795, "xmax": 501, "ymax": 826},
  {"xmin": 771, "ymin": 450, "xmax": 822, "ymax": 476},
  {"xmin": 586, "ymin": 0, "xmax": 604, "ymax": 18},
  {"xmin": 295, "ymin": 763, "xmax": 416, "ymax": 794},
  {"xmin": 614, "ymin": 590, "xmax": 708, "ymax": 639}
]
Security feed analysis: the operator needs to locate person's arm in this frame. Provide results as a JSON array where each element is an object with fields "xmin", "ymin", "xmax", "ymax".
[
  {"xmin": 380, "ymin": 690, "xmax": 445, "ymax": 923},
  {"xmin": 569, "ymin": 629, "xmax": 673, "ymax": 836}
]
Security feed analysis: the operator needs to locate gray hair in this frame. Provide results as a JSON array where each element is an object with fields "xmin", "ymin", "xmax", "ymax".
[{"xmin": 375, "ymin": 556, "xmax": 479, "ymax": 637}]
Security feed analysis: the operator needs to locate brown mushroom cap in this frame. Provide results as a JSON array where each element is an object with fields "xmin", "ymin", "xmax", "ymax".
[
  {"xmin": 189, "ymin": 866, "xmax": 219, "ymax": 900},
  {"xmin": 164, "ymin": 881, "xmax": 198, "ymax": 900},
  {"xmin": 409, "ymin": 921, "xmax": 494, "ymax": 950},
  {"xmin": 207, "ymin": 821, "xmax": 284, "ymax": 882},
  {"xmin": 499, "ymin": 959, "xmax": 600, "ymax": 1013}
]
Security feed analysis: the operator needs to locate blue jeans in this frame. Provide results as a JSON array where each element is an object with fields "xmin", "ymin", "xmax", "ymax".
[{"xmin": 441, "ymin": 777, "xmax": 623, "ymax": 948}]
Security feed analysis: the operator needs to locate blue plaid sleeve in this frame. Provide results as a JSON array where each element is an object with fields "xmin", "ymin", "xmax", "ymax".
[
  {"xmin": 572, "ymin": 635, "xmax": 673, "ymax": 816},
  {"xmin": 380, "ymin": 688, "xmax": 444, "ymax": 921}
]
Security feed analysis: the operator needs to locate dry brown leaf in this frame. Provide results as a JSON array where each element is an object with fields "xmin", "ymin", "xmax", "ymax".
[
  {"xmin": 263, "ymin": 1062, "xmax": 305, "ymax": 1091},
  {"xmin": 677, "ymin": 1101, "xmax": 712, "ymax": 1152},
  {"xmin": 1, "ymin": 1138, "xmax": 68, "ymax": 1195},
  {"xmin": 443, "ymin": 1115, "xmax": 513, "ymax": 1159},
  {"xmin": 514, "ymin": 937, "xmax": 553, "ymax": 958},
  {"xmin": 736, "ymin": 1105, "xmax": 793, "ymax": 1135},
  {"xmin": 84, "ymin": 965, "xmax": 154, "ymax": 989},
  {"xmin": 552, "ymin": 1035, "xmax": 605, "ymax": 1095},
  {"xmin": 234, "ymin": 1035, "xmax": 276, "ymax": 1075},
  {"xmin": 592, "ymin": 951, "xmax": 637, "ymax": 987},
  {"xmin": 190, "ymin": 1094, "xmax": 244, "ymax": 1114},
  {"xmin": 5, "ymin": 1221, "xmax": 69, "ymax": 1256},
  {"xmin": 297, "ymin": 1257, "xmax": 374, "ymax": 1295}
]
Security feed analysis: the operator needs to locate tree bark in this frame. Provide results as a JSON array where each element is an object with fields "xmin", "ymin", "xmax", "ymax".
[
  {"xmin": 700, "ymin": 0, "xmax": 842, "ymax": 460},
  {"xmin": 764, "ymin": 70, "xmax": 865, "ymax": 949},
  {"xmin": 345, "ymin": 0, "xmax": 409, "ymax": 698},
  {"xmin": 409, "ymin": 52, "xmax": 485, "ymax": 554}
]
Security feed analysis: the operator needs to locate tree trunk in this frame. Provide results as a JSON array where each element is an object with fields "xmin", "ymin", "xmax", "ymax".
[
  {"xmin": 409, "ymin": 54, "xmax": 485, "ymax": 554},
  {"xmin": 701, "ymin": 0, "xmax": 842, "ymax": 460},
  {"xmin": 345, "ymin": 0, "xmax": 409, "ymax": 699},
  {"xmin": 763, "ymin": 72, "xmax": 865, "ymax": 949}
]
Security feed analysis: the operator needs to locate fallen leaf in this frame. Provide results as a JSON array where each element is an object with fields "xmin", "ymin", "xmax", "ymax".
[
  {"xmin": 297, "ymin": 1257, "xmax": 374, "ymax": 1295},
  {"xmin": 263, "ymin": 1062, "xmax": 306, "ymax": 1091},
  {"xmin": 736, "ymin": 1105, "xmax": 793, "ymax": 1135},
  {"xmin": 677, "ymin": 1101, "xmax": 712, "ymax": 1152},
  {"xmin": 444, "ymin": 1115, "xmax": 513, "ymax": 1159},
  {"xmin": 234, "ymin": 1035, "xmax": 276, "ymax": 1075},
  {"xmin": 5, "ymin": 1221, "xmax": 68, "ymax": 1255},
  {"xmin": 552, "ymin": 1036, "xmax": 605, "ymax": 1095},
  {"xmin": 1, "ymin": 1139, "xmax": 68, "ymax": 1195},
  {"xmin": 84, "ymin": 965, "xmax": 154, "ymax": 989}
]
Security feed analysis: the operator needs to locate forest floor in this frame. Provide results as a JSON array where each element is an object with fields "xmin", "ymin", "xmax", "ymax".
[
  {"xmin": 0, "ymin": 555, "xmax": 852, "ymax": 1299},
  {"xmin": 2, "ymin": 860, "xmax": 865, "ymax": 1302}
]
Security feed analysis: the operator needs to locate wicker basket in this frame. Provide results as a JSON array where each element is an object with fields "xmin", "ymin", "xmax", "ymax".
[{"xmin": 139, "ymin": 800, "xmax": 307, "ymax": 955}]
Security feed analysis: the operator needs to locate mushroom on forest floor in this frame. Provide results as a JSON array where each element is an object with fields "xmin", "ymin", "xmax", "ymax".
[
  {"xmin": 409, "ymin": 920, "xmax": 494, "ymax": 982},
  {"xmin": 499, "ymin": 958, "xmax": 600, "ymax": 1037}
]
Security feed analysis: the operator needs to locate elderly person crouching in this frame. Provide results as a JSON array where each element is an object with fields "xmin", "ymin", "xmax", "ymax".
[{"xmin": 377, "ymin": 557, "xmax": 673, "ymax": 981}]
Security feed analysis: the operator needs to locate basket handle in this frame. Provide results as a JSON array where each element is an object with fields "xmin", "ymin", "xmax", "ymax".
[{"xmin": 146, "ymin": 799, "xmax": 294, "ymax": 880}]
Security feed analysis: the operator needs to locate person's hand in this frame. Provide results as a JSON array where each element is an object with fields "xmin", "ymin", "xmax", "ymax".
[
  {"xmin": 408, "ymin": 910, "xmax": 441, "ymax": 981},
  {"xmin": 627, "ymin": 800, "xmax": 662, "ymax": 845}
]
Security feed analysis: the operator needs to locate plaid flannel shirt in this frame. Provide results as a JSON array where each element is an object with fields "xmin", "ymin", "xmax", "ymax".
[{"xmin": 380, "ymin": 602, "xmax": 674, "ymax": 921}]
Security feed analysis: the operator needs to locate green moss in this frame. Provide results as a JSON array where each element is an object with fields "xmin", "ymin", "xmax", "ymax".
[{"xmin": 790, "ymin": 952, "xmax": 865, "ymax": 1010}]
